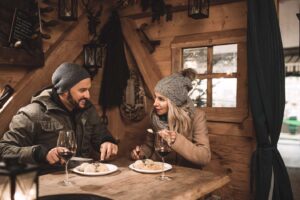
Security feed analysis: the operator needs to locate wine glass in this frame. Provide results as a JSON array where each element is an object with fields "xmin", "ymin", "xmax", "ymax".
[
  {"xmin": 154, "ymin": 133, "xmax": 172, "ymax": 181},
  {"xmin": 57, "ymin": 130, "xmax": 77, "ymax": 186}
]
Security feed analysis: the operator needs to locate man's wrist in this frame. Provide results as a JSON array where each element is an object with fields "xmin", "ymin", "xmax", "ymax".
[{"xmin": 32, "ymin": 145, "xmax": 48, "ymax": 163}]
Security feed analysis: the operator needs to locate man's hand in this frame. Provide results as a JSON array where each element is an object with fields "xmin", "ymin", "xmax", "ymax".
[
  {"xmin": 100, "ymin": 142, "xmax": 118, "ymax": 161},
  {"xmin": 46, "ymin": 147, "xmax": 66, "ymax": 165}
]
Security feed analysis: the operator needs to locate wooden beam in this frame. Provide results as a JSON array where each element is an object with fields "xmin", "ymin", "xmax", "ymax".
[
  {"xmin": 119, "ymin": 0, "xmax": 245, "ymax": 19},
  {"xmin": 120, "ymin": 18, "xmax": 162, "ymax": 98},
  {"xmin": 0, "ymin": 47, "xmax": 44, "ymax": 67}
]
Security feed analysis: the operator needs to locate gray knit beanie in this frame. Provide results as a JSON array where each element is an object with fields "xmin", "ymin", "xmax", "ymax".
[
  {"xmin": 52, "ymin": 62, "xmax": 90, "ymax": 93},
  {"xmin": 154, "ymin": 69, "xmax": 196, "ymax": 106}
]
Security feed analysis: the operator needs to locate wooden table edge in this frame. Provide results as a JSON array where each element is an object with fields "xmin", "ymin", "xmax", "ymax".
[{"xmin": 172, "ymin": 175, "xmax": 231, "ymax": 200}]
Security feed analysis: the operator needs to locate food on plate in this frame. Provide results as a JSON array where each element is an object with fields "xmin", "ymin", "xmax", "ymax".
[
  {"xmin": 76, "ymin": 162, "xmax": 108, "ymax": 173},
  {"xmin": 77, "ymin": 162, "xmax": 89, "ymax": 171},
  {"xmin": 133, "ymin": 159, "xmax": 163, "ymax": 170}
]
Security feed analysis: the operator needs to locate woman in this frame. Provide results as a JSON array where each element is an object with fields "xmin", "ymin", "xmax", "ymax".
[{"xmin": 131, "ymin": 69, "xmax": 211, "ymax": 167}]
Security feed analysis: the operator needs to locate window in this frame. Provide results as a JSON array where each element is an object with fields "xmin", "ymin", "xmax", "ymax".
[{"xmin": 171, "ymin": 29, "xmax": 248, "ymax": 123}]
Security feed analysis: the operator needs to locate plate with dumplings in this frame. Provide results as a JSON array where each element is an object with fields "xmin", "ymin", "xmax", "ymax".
[
  {"xmin": 129, "ymin": 159, "xmax": 172, "ymax": 173},
  {"xmin": 72, "ymin": 162, "xmax": 118, "ymax": 176}
]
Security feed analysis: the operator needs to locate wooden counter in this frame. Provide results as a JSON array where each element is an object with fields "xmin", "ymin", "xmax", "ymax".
[{"xmin": 39, "ymin": 159, "xmax": 230, "ymax": 200}]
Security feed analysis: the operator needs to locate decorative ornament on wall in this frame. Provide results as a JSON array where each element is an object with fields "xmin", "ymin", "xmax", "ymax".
[
  {"xmin": 58, "ymin": 0, "xmax": 78, "ymax": 21},
  {"xmin": 188, "ymin": 0, "xmax": 209, "ymax": 20},
  {"xmin": 0, "ymin": 0, "xmax": 44, "ymax": 67},
  {"xmin": 81, "ymin": 0, "xmax": 105, "ymax": 78},
  {"xmin": 38, "ymin": 1, "xmax": 58, "ymax": 40},
  {"xmin": 136, "ymin": 23, "xmax": 160, "ymax": 54},
  {"xmin": 120, "ymin": 69, "xmax": 147, "ymax": 122},
  {"xmin": 83, "ymin": 42, "xmax": 106, "ymax": 78},
  {"xmin": 116, "ymin": 0, "xmax": 137, "ymax": 8},
  {"xmin": 140, "ymin": 0, "xmax": 173, "ymax": 22}
]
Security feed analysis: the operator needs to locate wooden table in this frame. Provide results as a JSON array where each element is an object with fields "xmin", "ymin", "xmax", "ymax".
[{"xmin": 39, "ymin": 159, "xmax": 230, "ymax": 200}]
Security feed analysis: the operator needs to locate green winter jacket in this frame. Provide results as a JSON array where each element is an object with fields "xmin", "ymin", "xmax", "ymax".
[{"xmin": 0, "ymin": 89, "xmax": 115, "ymax": 164}]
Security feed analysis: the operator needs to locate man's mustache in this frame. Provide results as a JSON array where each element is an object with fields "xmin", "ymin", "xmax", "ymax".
[{"xmin": 79, "ymin": 98, "xmax": 88, "ymax": 102}]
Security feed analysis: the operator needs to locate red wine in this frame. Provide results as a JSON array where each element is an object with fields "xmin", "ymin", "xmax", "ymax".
[
  {"xmin": 157, "ymin": 150, "xmax": 170, "ymax": 158},
  {"xmin": 58, "ymin": 151, "xmax": 74, "ymax": 161}
]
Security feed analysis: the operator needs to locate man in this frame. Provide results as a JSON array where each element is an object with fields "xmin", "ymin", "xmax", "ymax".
[{"xmin": 0, "ymin": 62, "xmax": 118, "ymax": 165}]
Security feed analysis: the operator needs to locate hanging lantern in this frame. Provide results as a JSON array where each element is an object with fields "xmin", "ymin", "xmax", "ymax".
[
  {"xmin": 188, "ymin": 0, "xmax": 209, "ymax": 19},
  {"xmin": 0, "ymin": 156, "xmax": 39, "ymax": 200},
  {"xmin": 58, "ymin": 0, "xmax": 78, "ymax": 21},
  {"xmin": 83, "ymin": 42, "xmax": 107, "ymax": 78}
]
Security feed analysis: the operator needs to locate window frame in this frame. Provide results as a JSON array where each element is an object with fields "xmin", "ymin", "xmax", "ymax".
[{"xmin": 171, "ymin": 29, "xmax": 248, "ymax": 123}]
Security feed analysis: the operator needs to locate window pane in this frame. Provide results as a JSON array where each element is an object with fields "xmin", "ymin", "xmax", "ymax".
[
  {"xmin": 284, "ymin": 77, "xmax": 300, "ymax": 119},
  {"xmin": 213, "ymin": 44, "xmax": 237, "ymax": 74},
  {"xmin": 183, "ymin": 47, "xmax": 207, "ymax": 74},
  {"xmin": 188, "ymin": 79, "xmax": 207, "ymax": 107},
  {"xmin": 212, "ymin": 78, "xmax": 237, "ymax": 107}
]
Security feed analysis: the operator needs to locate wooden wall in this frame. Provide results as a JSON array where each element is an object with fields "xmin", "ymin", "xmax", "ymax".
[
  {"xmin": 0, "ymin": 1, "xmax": 112, "ymax": 133},
  {"xmin": 113, "ymin": 1, "xmax": 255, "ymax": 199},
  {"xmin": 0, "ymin": 0, "xmax": 255, "ymax": 199}
]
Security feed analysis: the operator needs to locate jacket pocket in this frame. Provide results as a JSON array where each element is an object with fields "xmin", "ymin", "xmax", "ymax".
[{"xmin": 40, "ymin": 119, "xmax": 64, "ymax": 133}]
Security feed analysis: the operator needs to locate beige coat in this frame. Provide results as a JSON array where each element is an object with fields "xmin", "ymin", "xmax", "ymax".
[{"xmin": 141, "ymin": 109, "xmax": 211, "ymax": 168}]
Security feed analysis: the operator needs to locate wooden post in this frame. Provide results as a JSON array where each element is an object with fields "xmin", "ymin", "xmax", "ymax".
[{"xmin": 120, "ymin": 18, "xmax": 162, "ymax": 98}]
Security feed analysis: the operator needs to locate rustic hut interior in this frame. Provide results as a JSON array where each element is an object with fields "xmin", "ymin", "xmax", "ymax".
[{"xmin": 0, "ymin": 0, "xmax": 299, "ymax": 199}]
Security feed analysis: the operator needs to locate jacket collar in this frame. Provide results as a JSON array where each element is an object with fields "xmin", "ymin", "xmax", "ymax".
[{"xmin": 31, "ymin": 88, "xmax": 92, "ymax": 113}]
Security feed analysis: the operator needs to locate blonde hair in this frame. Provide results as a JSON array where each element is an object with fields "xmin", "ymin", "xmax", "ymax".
[{"xmin": 166, "ymin": 99, "xmax": 193, "ymax": 137}]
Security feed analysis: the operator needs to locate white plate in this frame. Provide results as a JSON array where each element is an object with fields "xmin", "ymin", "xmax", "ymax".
[
  {"xmin": 129, "ymin": 162, "xmax": 172, "ymax": 174},
  {"xmin": 72, "ymin": 164, "xmax": 118, "ymax": 176}
]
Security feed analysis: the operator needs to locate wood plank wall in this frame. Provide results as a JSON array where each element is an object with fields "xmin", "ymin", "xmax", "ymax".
[
  {"xmin": 0, "ymin": 1, "xmax": 111, "ymax": 134},
  {"xmin": 114, "ymin": 1, "xmax": 254, "ymax": 199},
  {"xmin": 0, "ymin": 1, "xmax": 254, "ymax": 199}
]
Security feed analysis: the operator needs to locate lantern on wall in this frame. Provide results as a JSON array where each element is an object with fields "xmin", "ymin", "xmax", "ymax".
[
  {"xmin": 83, "ymin": 42, "xmax": 107, "ymax": 78},
  {"xmin": 0, "ymin": 156, "xmax": 39, "ymax": 200},
  {"xmin": 58, "ymin": 0, "xmax": 78, "ymax": 21},
  {"xmin": 188, "ymin": 0, "xmax": 209, "ymax": 19}
]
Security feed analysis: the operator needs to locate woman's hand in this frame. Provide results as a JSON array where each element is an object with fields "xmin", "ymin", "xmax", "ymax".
[
  {"xmin": 130, "ymin": 146, "xmax": 144, "ymax": 160},
  {"xmin": 100, "ymin": 142, "xmax": 118, "ymax": 161},
  {"xmin": 158, "ymin": 129, "xmax": 177, "ymax": 145}
]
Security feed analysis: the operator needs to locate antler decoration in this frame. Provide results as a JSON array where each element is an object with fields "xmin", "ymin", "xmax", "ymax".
[
  {"xmin": 37, "ymin": 0, "xmax": 58, "ymax": 40},
  {"xmin": 140, "ymin": 0, "xmax": 172, "ymax": 22},
  {"xmin": 81, "ymin": 0, "xmax": 102, "ymax": 38},
  {"xmin": 137, "ymin": 23, "xmax": 161, "ymax": 54}
]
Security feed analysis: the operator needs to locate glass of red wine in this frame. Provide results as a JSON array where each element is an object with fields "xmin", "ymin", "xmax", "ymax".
[
  {"xmin": 154, "ymin": 133, "xmax": 172, "ymax": 181},
  {"xmin": 57, "ymin": 130, "xmax": 77, "ymax": 186}
]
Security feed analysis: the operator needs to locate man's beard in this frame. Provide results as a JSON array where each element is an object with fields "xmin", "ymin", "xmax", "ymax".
[{"xmin": 67, "ymin": 92, "xmax": 87, "ymax": 110}]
